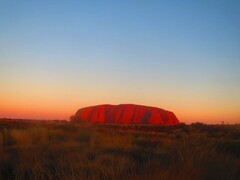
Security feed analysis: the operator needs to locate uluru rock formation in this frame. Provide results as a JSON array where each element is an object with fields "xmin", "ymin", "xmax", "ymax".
[{"xmin": 73, "ymin": 104, "xmax": 179, "ymax": 125}]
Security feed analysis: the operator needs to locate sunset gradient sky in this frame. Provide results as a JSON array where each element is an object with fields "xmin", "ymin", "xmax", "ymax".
[{"xmin": 1, "ymin": 0, "xmax": 240, "ymax": 124}]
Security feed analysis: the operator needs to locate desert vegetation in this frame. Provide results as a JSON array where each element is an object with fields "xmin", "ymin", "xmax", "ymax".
[{"xmin": 0, "ymin": 119, "xmax": 239, "ymax": 180}]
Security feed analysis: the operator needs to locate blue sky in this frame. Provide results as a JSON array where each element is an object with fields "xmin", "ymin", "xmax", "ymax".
[{"xmin": 0, "ymin": 0, "xmax": 240, "ymax": 123}]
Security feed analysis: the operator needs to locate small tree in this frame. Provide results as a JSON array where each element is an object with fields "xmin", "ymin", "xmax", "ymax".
[
  {"xmin": 69, "ymin": 115, "xmax": 87, "ymax": 124},
  {"xmin": 69, "ymin": 115, "xmax": 78, "ymax": 123}
]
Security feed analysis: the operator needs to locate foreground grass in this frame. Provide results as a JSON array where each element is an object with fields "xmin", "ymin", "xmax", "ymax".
[{"xmin": 0, "ymin": 120, "xmax": 240, "ymax": 180}]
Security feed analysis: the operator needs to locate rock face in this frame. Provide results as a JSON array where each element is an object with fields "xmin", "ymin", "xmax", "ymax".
[{"xmin": 73, "ymin": 104, "xmax": 179, "ymax": 125}]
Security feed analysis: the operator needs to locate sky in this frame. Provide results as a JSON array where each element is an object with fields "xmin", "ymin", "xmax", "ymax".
[{"xmin": 0, "ymin": 0, "xmax": 240, "ymax": 124}]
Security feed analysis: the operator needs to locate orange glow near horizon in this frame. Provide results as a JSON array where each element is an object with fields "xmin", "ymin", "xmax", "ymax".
[
  {"xmin": 0, "ymin": 75, "xmax": 240, "ymax": 124},
  {"xmin": 1, "ymin": 105, "xmax": 239, "ymax": 124},
  {"xmin": 1, "ymin": 91, "xmax": 239, "ymax": 124}
]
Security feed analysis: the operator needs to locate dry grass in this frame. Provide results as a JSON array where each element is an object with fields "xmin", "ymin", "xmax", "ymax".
[{"xmin": 0, "ymin": 120, "xmax": 239, "ymax": 179}]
